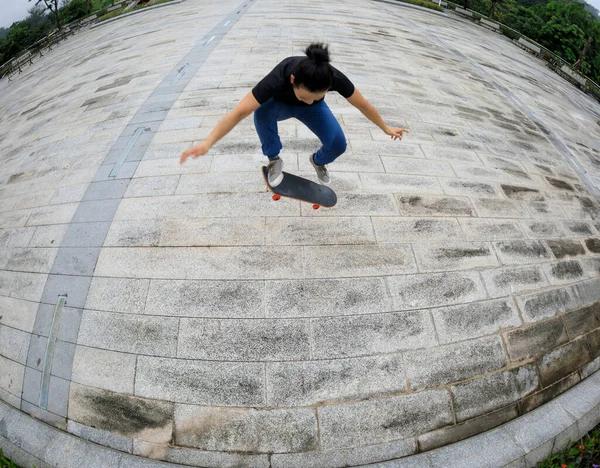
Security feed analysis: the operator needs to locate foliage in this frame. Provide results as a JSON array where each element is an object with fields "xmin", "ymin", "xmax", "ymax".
[
  {"xmin": 538, "ymin": 423, "xmax": 600, "ymax": 467},
  {"xmin": 0, "ymin": 448, "xmax": 21, "ymax": 468}
]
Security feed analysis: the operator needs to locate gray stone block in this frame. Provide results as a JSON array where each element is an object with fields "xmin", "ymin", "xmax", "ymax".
[
  {"xmin": 22, "ymin": 365, "xmax": 41, "ymax": 405},
  {"xmin": 373, "ymin": 218, "xmax": 462, "ymax": 243},
  {"xmin": 26, "ymin": 334, "xmax": 47, "ymax": 371},
  {"xmin": 538, "ymin": 339, "xmax": 593, "ymax": 387},
  {"xmin": 458, "ymin": 219, "xmax": 524, "ymax": 241},
  {"xmin": 41, "ymin": 274, "xmax": 92, "ymax": 309},
  {"xmin": 431, "ymin": 298, "xmax": 521, "ymax": 344},
  {"xmin": 145, "ymin": 279, "xmax": 263, "ymax": 318},
  {"xmin": 0, "ymin": 270, "xmax": 46, "ymax": 302},
  {"xmin": 85, "ymin": 277, "xmax": 149, "ymax": 314},
  {"xmin": 582, "ymin": 257, "xmax": 600, "ymax": 277},
  {"xmin": 68, "ymin": 420, "xmax": 133, "ymax": 453},
  {"xmin": 564, "ymin": 221, "xmax": 597, "ymax": 236},
  {"xmin": 271, "ymin": 439, "xmax": 416, "ymax": 468},
  {"xmin": 440, "ymin": 179, "xmax": 499, "ymax": 199},
  {"xmin": 174, "ymin": 404, "xmax": 317, "ymax": 452},
  {"xmin": 124, "ymin": 175, "xmax": 180, "ymax": 197},
  {"xmin": 61, "ymin": 222, "xmax": 112, "ymax": 247},
  {"xmin": 521, "ymin": 372, "xmax": 581, "ymax": 414},
  {"xmin": 71, "ymin": 199, "xmax": 121, "ymax": 223},
  {"xmin": 161, "ymin": 217, "xmax": 267, "ymax": 246},
  {"xmin": 418, "ymin": 404, "xmax": 518, "ymax": 452},
  {"xmin": 267, "ymin": 354, "xmax": 405, "ymax": 406},
  {"xmin": 29, "ymin": 224, "xmax": 69, "ymax": 247},
  {"xmin": 135, "ymin": 356, "xmax": 264, "ymax": 406},
  {"xmin": 471, "ymin": 198, "xmax": 531, "ymax": 218},
  {"xmin": 480, "ymin": 265, "xmax": 548, "ymax": 298},
  {"xmin": 78, "ymin": 310, "xmax": 178, "ymax": 357},
  {"xmin": 516, "ymin": 287, "xmax": 574, "ymax": 322},
  {"xmin": 5, "ymin": 247, "xmax": 57, "ymax": 273},
  {"xmin": 46, "ymin": 375, "xmax": 70, "ymax": 417},
  {"xmin": 363, "ymin": 453, "xmax": 433, "ymax": 467},
  {"xmin": 104, "ymin": 220, "xmax": 162, "ymax": 247},
  {"xmin": 72, "ymin": 345, "xmax": 136, "ymax": 394},
  {"xmin": 318, "ymin": 390, "xmax": 453, "ymax": 450},
  {"xmin": 0, "ymin": 296, "xmax": 39, "ymax": 332},
  {"xmin": 83, "ymin": 180, "xmax": 129, "ymax": 201},
  {"xmin": 178, "ymin": 317, "xmax": 310, "ymax": 361},
  {"xmin": 305, "ymin": 244, "xmax": 417, "ymax": 277},
  {"xmin": 568, "ymin": 278, "xmax": 600, "ymax": 308},
  {"xmin": 95, "ymin": 246, "xmax": 305, "ymax": 280},
  {"xmin": 0, "ymin": 325, "xmax": 30, "ymax": 364},
  {"xmin": 543, "ymin": 260, "xmax": 585, "ymax": 284},
  {"xmin": 49, "ymin": 247, "xmax": 101, "ymax": 276},
  {"xmin": 520, "ymin": 220, "xmax": 567, "ymax": 239},
  {"xmin": 413, "ymin": 242, "xmax": 499, "ymax": 272},
  {"xmin": 20, "ymin": 400, "xmax": 66, "ymax": 429},
  {"xmin": 265, "ymin": 216, "xmax": 375, "ymax": 245},
  {"xmin": 493, "ymin": 240, "xmax": 553, "ymax": 265},
  {"xmin": 312, "ymin": 310, "xmax": 436, "ymax": 359},
  {"xmin": 264, "ymin": 277, "xmax": 392, "ymax": 318},
  {"xmin": 404, "ymin": 336, "xmax": 507, "ymax": 390},
  {"xmin": 50, "ymin": 340, "xmax": 76, "ymax": 380},
  {"xmin": 504, "ymin": 317, "xmax": 568, "ymax": 361},
  {"xmin": 394, "ymin": 195, "xmax": 474, "ymax": 216},
  {"xmin": 387, "ymin": 271, "xmax": 488, "ymax": 311},
  {"xmin": 452, "ymin": 366, "xmax": 539, "ymax": 421},
  {"xmin": 0, "ymin": 435, "xmax": 53, "ymax": 468},
  {"xmin": 545, "ymin": 239, "xmax": 586, "ymax": 259},
  {"xmin": 69, "ymin": 383, "xmax": 173, "ymax": 442}
]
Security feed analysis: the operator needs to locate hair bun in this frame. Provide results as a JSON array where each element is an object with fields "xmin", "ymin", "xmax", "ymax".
[{"xmin": 305, "ymin": 42, "xmax": 330, "ymax": 64}]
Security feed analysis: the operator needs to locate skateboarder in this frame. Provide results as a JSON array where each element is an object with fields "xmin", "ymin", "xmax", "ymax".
[{"xmin": 180, "ymin": 42, "xmax": 409, "ymax": 186}]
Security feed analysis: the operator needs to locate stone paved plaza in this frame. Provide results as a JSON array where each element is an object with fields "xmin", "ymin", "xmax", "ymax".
[{"xmin": 1, "ymin": 0, "xmax": 600, "ymax": 466}]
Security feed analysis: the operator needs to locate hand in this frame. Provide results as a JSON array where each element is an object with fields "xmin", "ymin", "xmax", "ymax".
[
  {"xmin": 180, "ymin": 142, "xmax": 210, "ymax": 164},
  {"xmin": 384, "ymin": 126, "xmax": 410, "ymax": 141}
]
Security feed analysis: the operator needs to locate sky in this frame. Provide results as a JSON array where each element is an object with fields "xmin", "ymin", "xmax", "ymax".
[
  {"xmin": 0, "ymin": 0, "xmax": 38, "ymax": 29},
  {"xmin": 3, "ymin": 0, "xmax": 600, "ymax": 28}
]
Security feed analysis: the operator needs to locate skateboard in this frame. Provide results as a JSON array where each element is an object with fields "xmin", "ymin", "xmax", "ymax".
[{"xmin": 261, "ymin": 166, "xmax": 337, "ymax": 209}]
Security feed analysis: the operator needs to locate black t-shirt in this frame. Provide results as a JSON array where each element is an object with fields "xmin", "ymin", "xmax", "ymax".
[{"xmin": 252, "ymin": 56, "xmax": 355, "ymax": 106}]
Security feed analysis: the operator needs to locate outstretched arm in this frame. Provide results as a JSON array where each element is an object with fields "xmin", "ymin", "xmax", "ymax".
[
  {"xmin": 346, "ymin": 89, "xmax": 409, "ymax": 140},
  {"xmin": 180, "ymin": 92, "xmax": 261, "ymax": 164}
]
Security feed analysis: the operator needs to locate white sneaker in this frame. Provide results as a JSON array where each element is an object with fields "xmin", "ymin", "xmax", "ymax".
[
  {"xmin": 267, "ymin": 157, "xmax": 284, "ymax": 187},
  {"xmin": 310, "ymin": 153, "xmax": 330, "ymax": 185}
]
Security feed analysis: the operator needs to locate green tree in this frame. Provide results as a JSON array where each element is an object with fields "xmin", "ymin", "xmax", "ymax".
[{"xmin": 29, "ymin": 0, "xmax": 62, "ymax": 31}]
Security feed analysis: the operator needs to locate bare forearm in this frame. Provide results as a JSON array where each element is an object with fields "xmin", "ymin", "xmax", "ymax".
[
  {"xmin": 206, "ymin": 111, "xmax": 247, "ymax": 147},
  {"xmin": 359, "ymin": 103, "xmax": 388, "ymax": 130}
]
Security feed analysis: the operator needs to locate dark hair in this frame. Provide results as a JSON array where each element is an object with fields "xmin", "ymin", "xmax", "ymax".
[{"xmin": 293, "ymin": 43, "xmax": 334, "ymax": 93}]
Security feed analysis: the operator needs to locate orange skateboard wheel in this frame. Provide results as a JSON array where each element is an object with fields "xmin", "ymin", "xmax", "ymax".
[
  {"xmin": 313, "ymin": 204, "xmax": 320, "ymax": 210},
  {"xmin": 272, "ymin": 194, "xmax": 281, "ymax": 201}
]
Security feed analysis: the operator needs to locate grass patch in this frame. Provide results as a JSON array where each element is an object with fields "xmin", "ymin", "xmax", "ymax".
[
  {"xmin": 538, "ymin": 423, "xmax": 600, "ymax": 467},
  {"xmin": 0, "ymin": 449, "xmax": 21, "ymax": 468},
  {"xmin": 391, "ymin": 0, "xmax": 444, "ymax": 12},
  {"xmin": 97, "ymin": 8, "xmax": 126, "ymax": 21}
]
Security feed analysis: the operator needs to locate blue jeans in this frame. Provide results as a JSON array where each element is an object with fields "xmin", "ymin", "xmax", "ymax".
[{"xmin": 253, "ymin": 98, "xmax": 347, "ymax": 166}]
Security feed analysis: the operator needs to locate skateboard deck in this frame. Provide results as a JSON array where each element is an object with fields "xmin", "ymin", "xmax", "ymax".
[{"xmin": 262, "ymin": 166, "xmax": 337, "ymax": 209}]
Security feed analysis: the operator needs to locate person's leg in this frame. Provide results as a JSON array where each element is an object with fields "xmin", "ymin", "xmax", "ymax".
[
  {"xmin": 293, "ymin": 100, "xmax": 347, "ymax": 166},
  {"xmin": 253, "ymin": 98, "xmax": 294, "ymax": 160}
]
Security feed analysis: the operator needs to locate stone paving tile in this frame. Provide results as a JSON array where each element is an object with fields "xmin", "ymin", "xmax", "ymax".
[
  {"xmin": 174, "ymin": 404, "xmax": 317, "ymax": 452},
  {"xmin": 135, "ymin": 356, "xmax": 265, "ymax": 406},
  {"xmin": 78, "ymin": 309, "xmax": 179, "ymax": 357},
  {"xmin": 318, "ymin": 390, "xmax": 453, "ymax": 450},
  {"xmin": 178, "ymin": 317, "xmax": 311, "ymax": 361},
  {"xmin": 404, "ymin": 336, "xmax": 507, "ymax": 390},
  {"xmin": 71, "ymin": 346, "xmax": 137, "ymax": 394}
]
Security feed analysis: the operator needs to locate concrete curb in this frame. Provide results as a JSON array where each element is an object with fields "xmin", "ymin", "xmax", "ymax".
[
  {"xmin": 1, "ymin": 369, "xmax": 598, "ymax": 468},
  {"xmin": 90, "ymin": 0, "xmax": 185, "ymax": 29}
]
